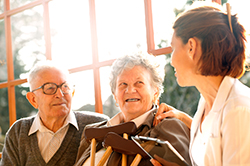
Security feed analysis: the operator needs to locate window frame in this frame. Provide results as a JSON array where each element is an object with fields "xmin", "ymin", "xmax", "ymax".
[
  {"xmin": 0, "ymin": 0, "xmax": 114, "ymax": 157},
  {"xmin": 144, "ymin": 0, "xmax": 221, "ymax": 56},
  {"xmin": 0, "ymin": 0, "xmax": 222, "ymax": 158}
]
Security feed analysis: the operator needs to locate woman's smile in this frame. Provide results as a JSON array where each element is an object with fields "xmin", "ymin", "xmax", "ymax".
[
  {"xmin": 125, "ymin": 98, "xmax": 140, "ymax": 102},
  {"xmin": 114, "ymin": 65, "xmax": 158, "ymax": 121}
]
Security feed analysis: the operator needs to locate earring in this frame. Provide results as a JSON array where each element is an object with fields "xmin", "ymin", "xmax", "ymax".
[
  {"xmin": 115, "ymin": 102, "xmax": 119, "ymax": 107},
  {"xmin": 152, "ymin": 101, "xmax": 156, "ymax": 107}
]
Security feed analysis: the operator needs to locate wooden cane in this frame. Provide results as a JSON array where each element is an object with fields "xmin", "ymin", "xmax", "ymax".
[
  {"xmin": 90, "ymin": 138, "xmax": 96, "ymax": 166},
  {"xmin": 122, "ymin": 133, "xmax": 128, "ymax": 166},
  {"xmin": 130, "ymin": 154, "xmax": 142, "ymax": 166},
  {"xmin": 97, "ymin": 146, "xmax": 113, "ymax": 166},
  {"xmin": 130, "ymin": 141, "xmax": 154, "ymax": 166}
]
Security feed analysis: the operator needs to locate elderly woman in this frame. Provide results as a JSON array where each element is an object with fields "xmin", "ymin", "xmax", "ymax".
[
  {"xmin": 75, "ymin": 52, "xmax": 191, "ymax": 166},
  {"xmin": 151, "ymin": 2, "xmax": 250, "ymax": 166}
]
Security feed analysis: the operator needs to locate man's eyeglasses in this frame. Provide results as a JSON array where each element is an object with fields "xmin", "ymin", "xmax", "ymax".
[{"xmin": 32, "ymin": 82, "xmax": 73, "ymax": 95}]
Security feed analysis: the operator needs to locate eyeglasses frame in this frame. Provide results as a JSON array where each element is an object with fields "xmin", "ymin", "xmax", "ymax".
[{"xmin": 31, "ymin": 82, "xmax": 72, "ymax": 95}]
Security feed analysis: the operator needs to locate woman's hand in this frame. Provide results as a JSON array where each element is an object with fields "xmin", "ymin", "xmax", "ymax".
[
  {"xmin": 150, "ymin": 155, "xmax": 179, "ymax": 166},
  {"xmin": 154, "ymin": 103, "xmax": 181, "ymax": 126},
  {"xmin": 154, "ymin": 103, "xmax": 192, "ymax": 129}
]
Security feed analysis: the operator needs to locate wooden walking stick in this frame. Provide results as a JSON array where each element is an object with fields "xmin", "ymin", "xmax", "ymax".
[
  {"xmin": 90, "ymin": 138, "xmax": 96, "ymax": 166},
  {"xmin": 130, "ymin": 141, "xmax": 154, "ymax": 166},
  {"xmin": 96, "ymin": 146, "xmax": 112, "ymax": 166},
  {"xmin": 130, "ymin": 154, "xmax": 142, "ymax": 166},
  {"xmin": 122, "ymin": 133, "xmax": 128, "ymax": 166}
]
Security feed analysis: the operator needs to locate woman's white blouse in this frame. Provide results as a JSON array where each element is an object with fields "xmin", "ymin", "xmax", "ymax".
[
  {"xmin": 191, "ymin": 121, "xmax": 206, "ymax": 166},
  {"xmin": 190, "ymin": 76, "xmax": 250, "ymax": 166}
]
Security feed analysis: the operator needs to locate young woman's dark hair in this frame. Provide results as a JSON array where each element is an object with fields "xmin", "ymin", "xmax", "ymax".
[{"xmin": 173, "ymin": 4, "xmax": 247, "ymax": 78}]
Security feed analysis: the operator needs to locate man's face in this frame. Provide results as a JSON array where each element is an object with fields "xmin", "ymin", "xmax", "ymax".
[{"xmin": 30, "ymin": 68, "xmax": 72, "ymax": 122}]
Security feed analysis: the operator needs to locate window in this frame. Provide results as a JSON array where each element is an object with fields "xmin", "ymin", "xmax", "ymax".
[
  {"xmin": 1, "ymin": 0, "xmax": 250, "ymax": 158},
  {"xmin": 0, "ymin": 0, "xmax": 147, "ymax": 156},
  {"xmin": 145, "ymin": 0, "xmax": 222, "ymax": 56}
]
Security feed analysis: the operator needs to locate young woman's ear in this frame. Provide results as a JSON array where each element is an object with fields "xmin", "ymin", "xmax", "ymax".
[
  {"xmin": 187, "ymin": 37, "xmax": 202, "ymax": 61},
  {"xmin": 187, "ymin": 38, "xmax": 197, "ymax": 60},
  {"xmin": 26, "ymin": 92, "xmax": 38, "ymax": 109}
]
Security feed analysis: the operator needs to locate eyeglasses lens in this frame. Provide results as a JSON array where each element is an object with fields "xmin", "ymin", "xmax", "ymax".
[
  {"xmin": 43, "ymin": 83, "xmax": 71, "ymax": 95},
  {"xmin": 44, "ymin": 83, "xmax": 57, "ymax": 95},
  {"xmin": 61, "ymin": 83, "xmax": 70, "ymax": 94}
]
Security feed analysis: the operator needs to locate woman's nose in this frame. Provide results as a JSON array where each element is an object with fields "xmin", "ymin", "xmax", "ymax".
[
  {"xmin": 125, "ymin": 85, "xmax": 136, "ymax": 93},
  {"xmin": 170, "ymin": 61, "xmax": 173, "ymax": 67}
]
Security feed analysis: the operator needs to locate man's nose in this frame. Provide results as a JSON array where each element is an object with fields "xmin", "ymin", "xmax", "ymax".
[{"xmin": 55, "ymin": 88, "xmax": 64, "ymax": 97}]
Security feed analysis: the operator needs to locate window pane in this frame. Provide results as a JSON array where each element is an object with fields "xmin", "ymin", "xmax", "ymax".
[
  {"xmin": 49, "ymin": 0, "xmax": 92, "ymax": 69},
  {"xmin": 0, "ymin": 0, "xmax": 3, "ymax": 13},
  {"xmin": 228, "ymin": 0, "xmax": 250, "ymax": 32},
  {"xmin": 70, "ymin": 70, "xmax": 95, "ymax": 112},
  {"xmin": 152, "ymin": 0, "xmax": 188, "ymax": 49},
  {"xmin": 11, "ymin": 5, "xmax": 46, "ymax": 80},
  {"xmin": 0, "ymin": 19, "xmax": 7, "ymax": 83},
  {"xmin": 0, "ymin": 88, "xmax": 9, "ymax": 152},
  {"xmin": 15, "ymin": 84, "xmax": 37, "ymax": 121},
  {"xmin": 100, "ymin": 66, "xmax": 120, "ymax": 118},
  {"xmin": 228, "ymin": 0, "xmax": 250, "ymax": 86},
  {"xmin": 10, "ymin": 0, "xmax": 36, "ymax": 9},
  {"xmin": 95, "ymin": 0, "xmax": 147, "ymax": 62}
]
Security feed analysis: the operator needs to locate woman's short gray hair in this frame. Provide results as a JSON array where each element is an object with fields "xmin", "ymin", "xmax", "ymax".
[{"xmin": 109, "ymin": 52, "xmax": 165, "ymax": 99}]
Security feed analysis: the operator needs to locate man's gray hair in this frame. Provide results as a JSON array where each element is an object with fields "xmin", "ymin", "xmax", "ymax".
[
  {"xmin": 109, "ymin": 52, "xmax": 165, "ymax": 99},
  {"xmin": 28, "ymin": 60, "xmax": 69, "ymax": 91}
]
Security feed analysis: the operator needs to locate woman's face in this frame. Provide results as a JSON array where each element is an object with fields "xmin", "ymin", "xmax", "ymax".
[
  {"xmin": 113, "ymin": 65, "xmax": 158, "ymax": 122},
  {"xmin": 171, "ymin": 31, "xmax": 196, "ymax": 87}
]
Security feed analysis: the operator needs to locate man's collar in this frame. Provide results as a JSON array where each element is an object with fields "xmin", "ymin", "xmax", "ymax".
[
  {"xmin": 28, "ymin": 114, "xmax": 40, "ymax": 136},
  {"xmin": 65, "ymin": 110, "xmax": 79, "ymax": 130},
  {"xmin": 28, "ymin": 110, "xmax": 79, "ymax": 136}
]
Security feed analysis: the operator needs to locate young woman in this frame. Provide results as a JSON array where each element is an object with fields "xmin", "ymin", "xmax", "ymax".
[{"xmin": 152, "ymin": 2, "xmax": 250, "ymax": 166}]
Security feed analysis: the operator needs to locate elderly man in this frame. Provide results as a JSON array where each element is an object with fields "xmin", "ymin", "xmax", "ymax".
[{"xmin": 0, "ymin": 61, "xmax": 109, "ymax": 166}]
